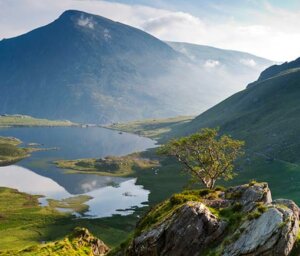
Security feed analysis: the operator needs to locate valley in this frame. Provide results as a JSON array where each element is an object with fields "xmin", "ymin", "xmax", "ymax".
[{"xmin": 0, "ymin": 3, "xmax": 300, "ymax": 255}]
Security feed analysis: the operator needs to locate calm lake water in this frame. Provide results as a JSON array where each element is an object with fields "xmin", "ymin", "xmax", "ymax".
[{"xmin": 0, "ymin": 127, "xmax": 157, "ymax": 217}]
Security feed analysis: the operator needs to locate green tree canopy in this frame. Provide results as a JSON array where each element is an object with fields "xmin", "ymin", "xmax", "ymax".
[{"xmin": 158, "ymin": 128, "xmax": 244, "ymax": 189}]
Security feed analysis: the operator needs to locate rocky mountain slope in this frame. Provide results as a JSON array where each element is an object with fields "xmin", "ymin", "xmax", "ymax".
[
  {"xmin": 0, "ymin": 10, "xmax": 273, "ymax": 123},
  {"xmin": 120, "ymin": 182, "xmax": 300, "ymax": 256},
  {"xmin": 172, "ymin": 57, "xmax": 300, "ymax": 163}
]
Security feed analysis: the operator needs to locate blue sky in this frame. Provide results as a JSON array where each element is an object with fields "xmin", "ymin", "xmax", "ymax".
[{"xmin": 1, "ymin": 0, "xmax": 300, "ymax": 61}]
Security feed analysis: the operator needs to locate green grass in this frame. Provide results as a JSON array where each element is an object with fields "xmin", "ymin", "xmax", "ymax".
[
  {"xmin": 291, "ymin": 230, "xmax": 300, "ymax": 256},
  {"xmin": 0, "ymin": 187, "xmax": 143, "ymax": 254},
  {"xmin": 171, "ymin": 69, "xmax": 300, "ymax": 163},
  {"xmin": 47, "ymin": 195, "xmax": 93, "ymax": 214},
  {"xmin": 54, "ymin": 152, "xmax": 160, "ymax": 177},
  {"xmin": 223, "ymin": 154, "xmax": 300, "ymax": 204},
  {"xmin": 104, "ymin": 115, "xmax": 194, "ymax": 140},
  {"xmin": 0, "ymin": 114, "xmax": 76, "ymax": 128},
  {"xmin": 0, "ymin": 137, "xmax": 32, "ymax": 166},
  {"xmin": 1, "ymin": 227, "xmax": 109, "ymax": 256}
]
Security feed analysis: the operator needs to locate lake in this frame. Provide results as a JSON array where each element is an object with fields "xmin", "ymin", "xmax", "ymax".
[{"xmin": 0, "ymin": 127, "xmax": 157, "ymax": 217}]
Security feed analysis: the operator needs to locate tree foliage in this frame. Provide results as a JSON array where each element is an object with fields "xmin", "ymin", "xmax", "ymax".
[{"xmin": 158, "ymin": 128, "xmax": 244, "ymax": 189}]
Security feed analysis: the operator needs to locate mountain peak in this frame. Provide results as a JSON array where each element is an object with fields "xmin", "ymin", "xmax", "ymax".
[
  {"xmin": 59, "ymin": 9, "xmax": 97, "ymax": 19},
  {"xmin": 58, "ymin": 9, "xmax": 115, "ymax": 23}
]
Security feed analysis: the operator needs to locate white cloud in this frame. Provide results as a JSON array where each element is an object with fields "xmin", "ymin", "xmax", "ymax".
[
  {"xmin": 204, "ymin": 60, "xmax": 220, "ymax": 68},
  {"xmin": 240, "ymin": 59, "xmax": 257, "ymax": 67},
  {"xmin": 77, "ymin": 15, "xmax": 94, "ymax": 29},
  {"xmin": 0, "ymin": 0, "xmax": 300, "ymax": 61},
  {"xmin": 103, "ymin": 28, "xmax": 111, "ymax": 41},
  {"xmin": 142, "ymin": 12, "xmax": 205, "ymax": 37}
]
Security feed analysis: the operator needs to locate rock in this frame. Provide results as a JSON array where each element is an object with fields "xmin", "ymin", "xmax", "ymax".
[
  {"xmin": 223, "ymin": 200, "xmax": 299, "ymax": 256},
  {"xmin": 128, "ymin": 202, "xmax": 227, "ymax": 256},
  {"xmin": 124, "ymin": 183, "xmax": 299, "ymax": 256},
  {"xmin": 72, "ymin": 227, "xmax": 110, "ymax": 256},
  {"xmin": 226, "ymin": 182, "xmax": 272, "ymax": 212}
]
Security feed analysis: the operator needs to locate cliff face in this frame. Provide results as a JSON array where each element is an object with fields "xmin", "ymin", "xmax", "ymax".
[{"xmin": 123, "ymin": 182, "xmax": 299, "ymax": 256}]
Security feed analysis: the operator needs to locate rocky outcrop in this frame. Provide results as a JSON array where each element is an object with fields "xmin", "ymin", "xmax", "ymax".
[
  {"xmin": 226, "ymin": 182, "xmax": 272, "ymax": 212},
  {"xmin": 72, "ymin": 227, "xmax": 110, "ymax": 256},
  {"xmin": 125, "ymin": 182, "xmax": 300, "ymax": 256},
  {"xmin": 128, "ymin": 202, "xmax": 227, "ymax": 256},
  {"xmin": 223, "ymin": 200, "xmax": 299, "ymax": 256}
]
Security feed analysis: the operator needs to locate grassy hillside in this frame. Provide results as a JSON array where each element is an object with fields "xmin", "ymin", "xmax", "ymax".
[
  {"xmin": 5, "ymin": 227, "xmax": 109, "ymax": 256},
  {"xmin": 105, "ymin": 116, "xmax": 194, "ymax": 140},
  {"xmin": 172, "ymin": 68, "xmax": 300, "ymax": 163},
  {"xmin": 0, "ymin": 114, "xmax": 75, "ymax": 127}
]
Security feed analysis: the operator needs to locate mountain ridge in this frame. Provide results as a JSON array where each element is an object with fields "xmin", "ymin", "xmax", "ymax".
[{"xmin": 0, "ymin": 10, "xmax": 273, "ymax": 123}]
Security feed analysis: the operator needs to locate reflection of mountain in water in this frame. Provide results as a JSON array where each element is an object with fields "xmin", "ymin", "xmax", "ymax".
[
  {"xmin": 0, "ymin": 126, "xmax": 156, "ymax": 194},
  {"xmin": 0, "ymin": 165, "xmax": 149, "ymax": 218}
]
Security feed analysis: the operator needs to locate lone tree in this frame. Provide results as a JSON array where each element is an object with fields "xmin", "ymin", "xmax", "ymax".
[{"xmin": 158, "ymin": 128, "xmax": 244, "ymax": 189}]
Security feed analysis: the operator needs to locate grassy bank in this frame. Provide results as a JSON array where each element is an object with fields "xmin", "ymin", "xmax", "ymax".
[
  {"xmin": 104, "ymin": 116, "xmax": 193, "ymax": 140},
  {"xmin": 0, "ymin": 187, "xmax": 143, "ymax": 254},
  {"xmin": 0, "ymin": 114, "xmax": 76, "ymax": 128},
  {"xmin": 47, "ymin": 195, "xmax": 93, "ymax": 215},
  {"xmin": 0, "ymin": 137, "xmax": 33, "ymax": 166},
  {"xmin": 54, "ymin": 152, "xmax": 160, "ymax": 177}
]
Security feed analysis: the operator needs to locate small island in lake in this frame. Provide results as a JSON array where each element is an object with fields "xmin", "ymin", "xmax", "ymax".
[{"xmin": 54, "ymin": 153, "xmax": 160, "ymax": 177}]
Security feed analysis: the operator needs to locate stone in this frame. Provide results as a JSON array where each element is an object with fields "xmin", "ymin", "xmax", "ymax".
[
  {"xmin": 223, "ymin": 200, "xmax": 299, "ymax": 256},
  {"xmin": 226, "ymin": 182, "xmax": 272, "ymax": 212},
  {"xmin": 128, "ymin": 202, "xmax": 227, "ymax": 256},
  {"xmin": 73, "ymin": 227, "xmax": 110, "ymax": 256}
]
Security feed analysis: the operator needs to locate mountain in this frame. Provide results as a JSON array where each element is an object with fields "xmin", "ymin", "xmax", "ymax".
[
  {"xmin": 173, "ymin": 57, "xmax": 300, "ymax": 163},
  {"xmin": 0, "ymin": 10, "xmax": 273, "ymax": 123},
  {"xmin": 167, "ymin": 42, "xmax": 272, "ymax": 77}
]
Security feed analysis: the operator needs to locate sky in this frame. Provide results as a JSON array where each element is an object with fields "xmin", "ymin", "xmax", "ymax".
[{"xmin": 1, "ymin": 0, "xmax": 300, "ymax": 61}]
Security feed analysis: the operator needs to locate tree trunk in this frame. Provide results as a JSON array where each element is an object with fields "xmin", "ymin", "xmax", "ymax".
[{"xmin": 208, "ymin": 179, "xmax": 216, "ymax": 189}]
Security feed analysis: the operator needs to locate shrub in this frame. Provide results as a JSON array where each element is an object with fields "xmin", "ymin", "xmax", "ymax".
[
  {"xmin": 199, "ymin": 189, "xmax": 211, "ymax": 197},
  {"xmin": 214, "ymin": 186, "xmax": 225, "ymax": 192},
  {"xmin": 225, "ymin": 191, "xmax": 242, "ymax": 200},
  {"xmin": 232, "ymin": 203, "xmax": 243, "ymax": 212},
  {"xmin": 247, "ymin": 211, "xmax": 261, "ymax": 220},
  {"xmin": 257, "ymin": 204, "xmax": 267, "ymax": 213},
  {"xmin": 170, "ymin": 193, "xmax": 199, "ymax": 205},
  {"xmin": 249, "ymin": 179, "xmax": 258, "ymax": 186}
]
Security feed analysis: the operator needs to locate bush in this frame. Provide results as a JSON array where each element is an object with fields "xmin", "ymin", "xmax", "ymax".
[
  {"xmin": 257, "ymin": 204, "xmax": 267, "ymax": 213},
  {"xmin": 247, "ymin": 211, "xmax": 261, "ymax": 220},
  {"xmin": 232, "ymin": 203, "xmax": 242, "ymax": 212},
  {"xmin": 170, "ymin": 193, "xmax": 200, "ymax": 205},
  {"xmin": 249, "ymin": 179, "xmax": 258, "ymax": 186},
  {"xmin": 199, "ymin": 189, "xmax": 211, "ymax": 197},
  {"xmin": 225, "ymin": 191, "xmax": 242, "ymax": 200},
  {"xmin": 214, "ymin": 186, "xmax": 225, "ymax": 192}
]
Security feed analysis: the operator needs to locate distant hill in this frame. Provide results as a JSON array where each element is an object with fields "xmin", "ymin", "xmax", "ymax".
[
  {"xmin": 0, "ymin": 10, "xmax": 273, "ymax": 123},
  {"xmin": 167, "ymin": 42, "xmax": 272, "ymax": 76},
  {"xmin": 173, "ymin": 57, "xmax": 300, "ymax": 163}
]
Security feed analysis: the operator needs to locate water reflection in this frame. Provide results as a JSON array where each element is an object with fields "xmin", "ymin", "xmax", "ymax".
[
  {"xmin": 0, "ymin": 126, "xmax": 156, "ymax": 195},
  {"xmin": 0, "ymin": 165, "xmax": 150, "ymax": 217}
]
